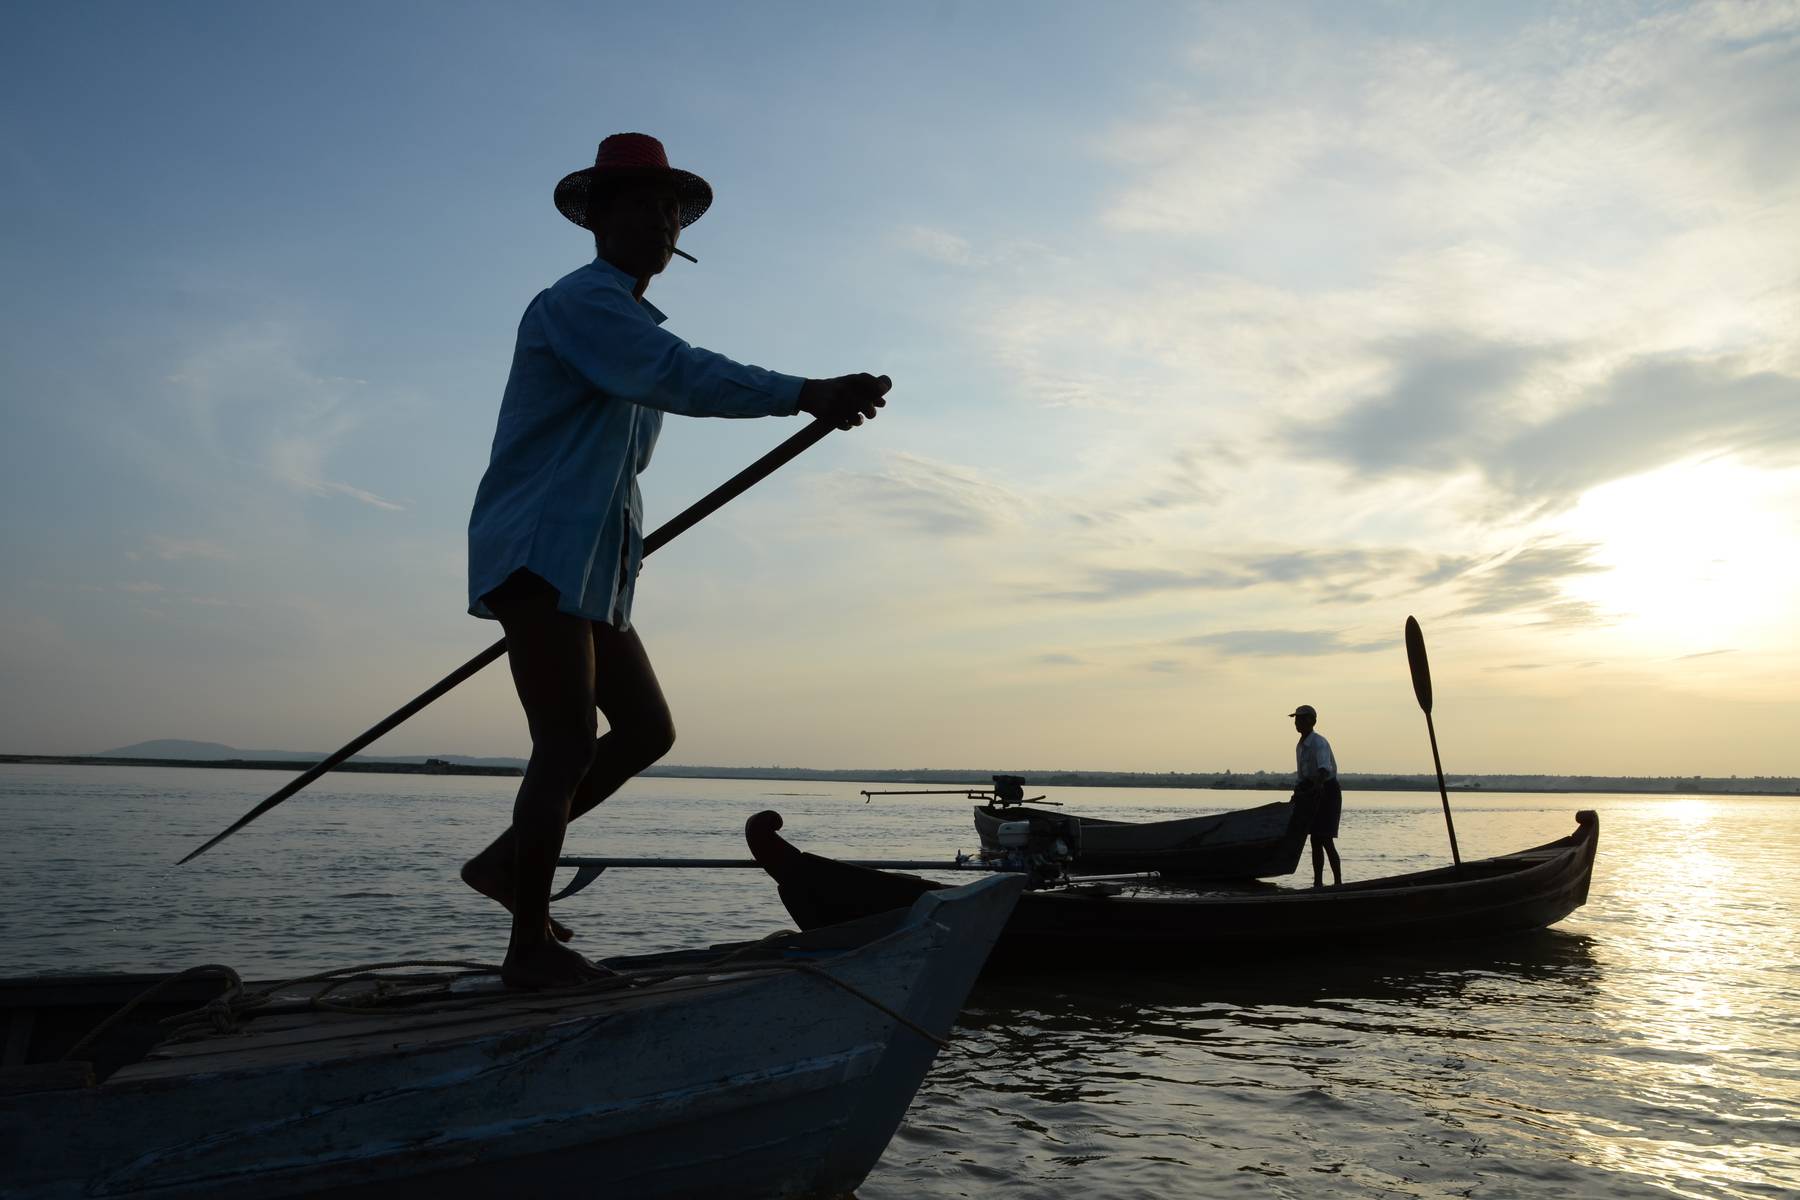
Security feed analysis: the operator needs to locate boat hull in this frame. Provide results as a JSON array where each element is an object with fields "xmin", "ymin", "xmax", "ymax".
[
  {"xmin": 973, "ymin": 794, "xmax": 1315, "ymax": 878},
  {"xmin": 0, "ymin": 875, "xmax": 1023, "ymax": 1199},
  {"xmin": 751, "ymin": 810, "xmax": 1599, "ymax": 969}
]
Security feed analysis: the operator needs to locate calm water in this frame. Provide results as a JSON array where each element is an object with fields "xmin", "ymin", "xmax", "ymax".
[{"xmin": 3, "ymin": 765, "xmax": 1797, "ymax": 1198}]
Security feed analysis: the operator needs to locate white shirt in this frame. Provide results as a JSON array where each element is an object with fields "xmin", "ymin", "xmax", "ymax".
[{"xmin": 1296, "ymin": 731, "xmax": 1337, "ymax": 784}]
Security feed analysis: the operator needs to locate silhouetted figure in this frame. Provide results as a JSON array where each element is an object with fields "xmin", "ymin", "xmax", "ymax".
[
  {"xmin": 1290, "ymin": 704, "xmax": 1342, "ymax": 887},
  {"xmin": 463, "ymin": 133, "xmax": 890, "ymax": 989}
]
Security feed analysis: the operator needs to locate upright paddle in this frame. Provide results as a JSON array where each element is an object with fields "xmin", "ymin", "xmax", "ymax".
[
  {"xmin": 179, "ymin": 417, "xmax": 841, "ymax": 865},
  {"xmin": 1405, "ymin": 615, "xmax": 1463, "ymax": 869}
]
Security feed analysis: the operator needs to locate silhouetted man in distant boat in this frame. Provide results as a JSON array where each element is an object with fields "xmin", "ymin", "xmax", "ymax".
[
  {"xmin": 463, "ymin": 133, "xmax": 890, "ymax": 989},
  {"xmin": 1291, "ymin": 704, "xmax": 1342, "ymax": 888}
]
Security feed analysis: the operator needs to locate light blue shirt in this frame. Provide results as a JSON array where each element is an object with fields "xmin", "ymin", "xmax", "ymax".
[{"xmin": 468, "ymin": 258, "xmax": 805, "ymax": 628}]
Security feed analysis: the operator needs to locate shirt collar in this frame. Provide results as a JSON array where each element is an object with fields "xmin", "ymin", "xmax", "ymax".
[{"xmin": 590, "ymin": 257, "xmax": 668, "ymax": 325}]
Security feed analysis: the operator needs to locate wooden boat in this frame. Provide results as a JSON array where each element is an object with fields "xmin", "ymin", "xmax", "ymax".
[
  {"xmin": 748, "ymin": 809, "xmax": 1598, "ymax": 968},
  {"xmin": 865, "ymin": 774, "xmax": 1315, "ymax": 878},
  {"xmin": 0, "ymin": 875, "xmax": 1023, "ymax": 1199},
  {"xmin": 972, "ymin": 794, "xmax": 1316, "ymax": 878}
]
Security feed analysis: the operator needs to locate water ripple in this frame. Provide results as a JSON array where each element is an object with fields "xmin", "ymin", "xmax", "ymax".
[{"xmin": 2, "ymin": 768, "xmax": 1796, "ymax": 1198}]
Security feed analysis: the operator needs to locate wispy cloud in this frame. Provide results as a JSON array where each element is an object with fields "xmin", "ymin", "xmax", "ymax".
[
  {"xmin": 1240, "ymin": 549, "xmax": 1409, "ymax": 586},
  {"xmin": 1044, "ymin": 565, "xmax": 1257, "ymax": 603},
  {"xmin": 1110, "ymin": 3, "xmax": 1800, "ymax": 254},
  {"xmin": 165, "ymin": 323, "xmax": 405, "ymax": 511},
  {"xmin": 897, "ymin": 225, "xmax": 978, "ymax": 267},
  {"xmin": 1290, "ymin": 336, "xmax": 1552, "ymax": 476},
  {"xmin": 1103, "ymin": 106, "xmax": 1326, "ymax": 236},
  {"xmin": 269, "ymin": 438, "xmax": 407, "ymax": 511},
  {"xmin": 1044, "ymin": 547, "xmax": 1431, "ymax": 605},
  {"xmin": 968, "ymin": 2, "xmax": 1800, "ymax": 559},
  {"xmin": 1414, "ymin": 554, "xmax": 1485, "ymax": 587},
  {"xmin": 1450, "ymin": 540, "xmax": 1611, "ymax": 624},
  {"xmin": 819, "ymin": 452, "xmax": 1026, "ymax": 536},
  {"xmin": 893, "ymin": 224, "xmax": 1056, "ymax": 272},
  {"xmin": 1076, "ymin": 445, "xmax": 1234, "ymax": 526},
  {"xmin": 1486, "ymin": 358, "xmax": 1800, "ymax": 512},
  {"xmin": 1179, "ymin": 628, "xmax": 1392, "ymax": 658},
  {"xmin": 1294, "ymin": 344, "xmax": 1800, "ymax": 516},
  {"xmin": 143, "ymin": 535, "xmax": 233, "ymax": 562}
]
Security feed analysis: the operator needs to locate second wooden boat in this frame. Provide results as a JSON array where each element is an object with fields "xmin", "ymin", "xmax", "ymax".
[{"xmin": 748, "ymin": 809, "xmax": 1598, "ymax": 969}]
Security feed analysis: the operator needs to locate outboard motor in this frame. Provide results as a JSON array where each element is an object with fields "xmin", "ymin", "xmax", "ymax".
[
  {"xmin": 991, "ymin": 774, "xmax": 1027, "ymax": 807},
  {"xmin": 987, "ymin": 809, "xmax": 1081, "ymax": 887}
]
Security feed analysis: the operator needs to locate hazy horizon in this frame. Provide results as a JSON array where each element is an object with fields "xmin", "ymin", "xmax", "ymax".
[
  {"xmin": 11, "ymin": 736, "xmax": 1791, "ymax": 785},
  {"xmin": 4, "ymin": 3, "xmax": 1796, "ymax": 776}
]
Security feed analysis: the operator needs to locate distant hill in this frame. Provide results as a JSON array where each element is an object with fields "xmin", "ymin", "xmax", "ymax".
[{"xmin": 99, "ymin": 739, "xmax": 315, "ymax": 761}]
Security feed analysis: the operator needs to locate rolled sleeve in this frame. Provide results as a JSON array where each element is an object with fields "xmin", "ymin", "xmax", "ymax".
[
  {"xmin": 538, "ymin": 276, "xmax": 804, "ymax": 419},
  {"xmin": 470, "ymin": 258, "xmax": 806, "ymax": 629}
]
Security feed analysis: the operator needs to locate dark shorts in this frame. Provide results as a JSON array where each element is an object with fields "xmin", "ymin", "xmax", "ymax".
[
  {"xmin": 480, "ymin": 567, "xmax": 562, "ymax": 622},
  {"xmin": 1308, "ymin": 779, "xmax": 1342, "ymax": 840}
]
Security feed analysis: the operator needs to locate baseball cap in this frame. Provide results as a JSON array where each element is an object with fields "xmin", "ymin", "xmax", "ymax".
[{"xmin": 1288, "ymin": 704, "xmax": 1317, "ymax": 719}]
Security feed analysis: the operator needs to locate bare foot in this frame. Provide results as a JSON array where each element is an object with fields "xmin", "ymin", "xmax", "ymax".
[
  {"xmin": 462, "ymin": 857, "xmax": 575, "ymax": 942},
  {"xmin": 500, "ymin": 940, "xmax": 614, "ymax": 990}
]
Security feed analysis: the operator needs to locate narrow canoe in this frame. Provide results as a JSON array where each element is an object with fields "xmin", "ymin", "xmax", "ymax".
[
  {"xmin": 0, "ymin": 875, "xmax": 1023, "ymax": 1199},
  {"xmin": 749, "ymin": 809, "xmax": 1598, "ymax": 969}
]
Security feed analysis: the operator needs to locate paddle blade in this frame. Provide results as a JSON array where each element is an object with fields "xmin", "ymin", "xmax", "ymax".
[{"xmin": 1405, "ymin": 615, "xmax": 1433, "ymax": 715}]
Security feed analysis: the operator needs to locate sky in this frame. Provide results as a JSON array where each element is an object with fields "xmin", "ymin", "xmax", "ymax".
[{"xmin": 3, "ymin": 1, "xmax": 1797, "ymax": 776}]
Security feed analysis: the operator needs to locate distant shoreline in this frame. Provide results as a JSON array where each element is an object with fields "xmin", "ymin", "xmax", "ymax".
[
  {"xmin": 4, "ymin": 754, "xmax": 1796, "ymax": 796},
  {"xmin": 0, "ymin": 755, "xmax": 522, "ymax": 778}
]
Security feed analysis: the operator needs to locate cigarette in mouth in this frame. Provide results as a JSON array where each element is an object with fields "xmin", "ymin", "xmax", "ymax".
[{"xmin": 668, "ymin": 244, "xmax": 698, "ymax": 263}]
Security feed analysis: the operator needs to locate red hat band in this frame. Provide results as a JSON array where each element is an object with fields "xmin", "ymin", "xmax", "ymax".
[{"xmin": 593, "ymin": 132, "xmax": 673, "ymax": 172}]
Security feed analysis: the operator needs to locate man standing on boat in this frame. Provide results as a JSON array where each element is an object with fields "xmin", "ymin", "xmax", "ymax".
[
  {"xmin": 464, "ymin": 133, "xmax": 891, "ymax": 989},
  {"xmin": 1290, "ymin": 704, "xmax": 1342, "ymax": 888}
]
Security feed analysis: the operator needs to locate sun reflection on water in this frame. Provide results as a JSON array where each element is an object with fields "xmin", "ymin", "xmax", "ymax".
[{"xmin": 1558, "ymin": 797, "xmax": 1800, "ymax": 1198}]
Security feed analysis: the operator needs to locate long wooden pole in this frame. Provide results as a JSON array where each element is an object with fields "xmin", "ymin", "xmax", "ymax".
[
  {"xmin": 559, "ymin": 856, "xmax": 989, "ymax": 871},
  {"xmin": 547, "ymin": 856, "xmax": 1134, "ymax": 902},
  {"xmin": 179, "ymin": 418, "xmax": 839, "ymax": 864},
  {"xmin": 1404, "ymin": 615, "xmax": 1462, "ymax": 868}
]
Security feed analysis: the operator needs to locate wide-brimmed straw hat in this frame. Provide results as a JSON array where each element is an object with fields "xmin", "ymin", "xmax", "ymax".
[{"xmin": 554, "ymin": 133, "xmax": 713, "ymax": 231}]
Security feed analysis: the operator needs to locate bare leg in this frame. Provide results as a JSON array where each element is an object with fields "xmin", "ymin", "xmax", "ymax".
[
  {"xmin": 464, "ymin": 617, "xmax": 674, "ymax": 948},
  {"xmin": 1323, "ymin": 837, "xmax": 1342, "ymax": 886},
  {"xmin": 569, "ymin": 621, "xmax": 676, "ymax": 823},
  {"xmin": 466, "ymin": 572, "xmax": 611, "ymax": 988},
  {"xmin": 1311, "ymin": 837, "xmax": 1325, "ymax": 888}
]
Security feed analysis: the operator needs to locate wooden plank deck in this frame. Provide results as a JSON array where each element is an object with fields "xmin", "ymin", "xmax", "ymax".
[{"xmin": 114, "ymin": 967, "xmax": 795, "ymax": 1079}]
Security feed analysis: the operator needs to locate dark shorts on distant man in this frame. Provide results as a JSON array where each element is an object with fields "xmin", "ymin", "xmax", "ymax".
[{"xmin": 1308, "ymin": 778, "xmax": 1342, "ymax": 840}]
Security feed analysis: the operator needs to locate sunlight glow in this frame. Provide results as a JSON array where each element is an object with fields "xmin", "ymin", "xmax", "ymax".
[{"xmin": 1556, "ymin": 460, "xmax": 1800, "ymax": 652}]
